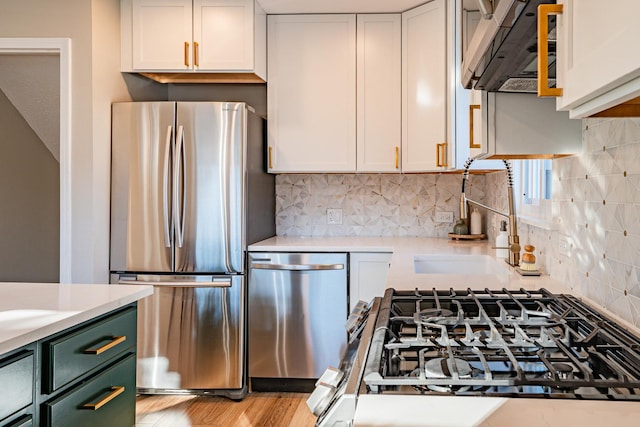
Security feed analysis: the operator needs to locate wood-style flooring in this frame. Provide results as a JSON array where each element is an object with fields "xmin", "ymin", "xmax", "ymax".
[{"xmin": 135, "ymin": 393, "xmax": 317, "ymax": 427}]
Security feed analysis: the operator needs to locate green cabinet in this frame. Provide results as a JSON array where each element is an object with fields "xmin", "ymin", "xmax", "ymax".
[
  {"xmin": 42, "ymin": 354, "xmax": 136, "ymax": 427},
  {"xmin": 0, "ymin": 347, "xmax": 34, "ymax": 425},
  {"xmin": 0, "ymin": 304, "xmax": 138, "ymax": 427},
  {"xmin": 42, "ymin": 306, "xmax": 137, "ymax": 393}
]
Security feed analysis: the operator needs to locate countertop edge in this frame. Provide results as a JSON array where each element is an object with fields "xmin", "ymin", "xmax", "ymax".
[{"xmin": 0, "ymin": 284, "xmax": 153, "ymax": 355}]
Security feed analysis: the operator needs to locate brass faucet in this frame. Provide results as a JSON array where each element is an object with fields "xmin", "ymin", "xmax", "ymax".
[{"xmin": 460, "ymin": 159, "xmax": 521, "ymax": 266}]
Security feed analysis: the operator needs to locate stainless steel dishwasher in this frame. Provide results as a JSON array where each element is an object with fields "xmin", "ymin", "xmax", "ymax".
[{"xmin": 248, "ymin": 252, "xmax": 348, "ymax": 392}]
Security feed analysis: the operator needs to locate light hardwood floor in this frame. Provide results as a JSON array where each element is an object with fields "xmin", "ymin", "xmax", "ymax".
[{"xmin": 136, "ymin": 393, "xmax": 317, "ymax": 427}]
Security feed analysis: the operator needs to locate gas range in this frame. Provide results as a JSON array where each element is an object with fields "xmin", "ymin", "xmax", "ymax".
[
  {"xmin": 364, "ymin": 288, "xmax": 640, "ymax": 399},
  {"xmin": 310, "ymin": 288, "xmax": 640, "ymax": 426}
]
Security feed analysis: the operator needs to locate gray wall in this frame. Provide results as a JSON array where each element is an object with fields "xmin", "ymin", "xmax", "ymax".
[{"xmin": 0, "ymin": 88, "xmax": 59, "ymax": 282}]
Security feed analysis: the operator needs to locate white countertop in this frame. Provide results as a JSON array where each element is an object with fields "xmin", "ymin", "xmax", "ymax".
[
  {"xmin": 0, "ymin": 282, "xmax": 153, "ymax": 354},
  {"xmin": 249, "ymin": 236, "xmax": 566, "ymax": 291}
]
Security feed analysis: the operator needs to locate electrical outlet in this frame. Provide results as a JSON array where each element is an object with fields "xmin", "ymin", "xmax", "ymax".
[
  {"xmin": 558, "ymin": 236, "xmax": 571, "ymax": 257},
  {"xmin": 327, "ymin": 208, "xmax": 343, "ymax": 225},
  {"xmin": 435, "ymin": 211, "xmax": 454, "ymax": 223}
]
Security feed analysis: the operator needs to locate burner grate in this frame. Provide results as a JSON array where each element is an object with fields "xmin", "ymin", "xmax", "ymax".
[{"xmin": 363, "ymin": 288, "xmax": 640, "ymax": 400}]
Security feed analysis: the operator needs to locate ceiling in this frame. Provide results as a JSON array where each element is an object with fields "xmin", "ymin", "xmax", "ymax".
[{"xmin": 258, "ymin": 0, "xmax": 431, "ymax": 14}]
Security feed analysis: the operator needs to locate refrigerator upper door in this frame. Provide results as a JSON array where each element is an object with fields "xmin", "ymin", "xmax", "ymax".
[
  {"xmin": 111, "ymin": 102, "xmax": 176, "ymax": 273},
  {"xmin": 175, "ymin": 102, "xmax": 246, "ymax": 274}
]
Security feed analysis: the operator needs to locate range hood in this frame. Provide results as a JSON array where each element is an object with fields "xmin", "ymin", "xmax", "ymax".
[{"xmin": 461, "ymin": 0, "xmax": 557, "ymax": 93}]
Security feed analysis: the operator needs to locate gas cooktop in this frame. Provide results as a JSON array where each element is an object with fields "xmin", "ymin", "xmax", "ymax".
[{"xmin": 363, "ymin": 288, "xmax": 640, "ymax": 400}]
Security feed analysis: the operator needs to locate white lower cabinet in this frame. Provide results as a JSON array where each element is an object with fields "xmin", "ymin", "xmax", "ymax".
[{"xmin": 349, "ymin": 253, "xmax": 392, "ymax": 312}]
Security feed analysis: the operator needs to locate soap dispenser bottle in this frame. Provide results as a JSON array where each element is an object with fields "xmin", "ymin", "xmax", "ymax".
[
  {"xmin": 495, "ymin": 220, "xmax": 509, "ymax": 259},
  {"xmin": 470, "ymin": 208, "xmax": 482, "ymax": 235}
]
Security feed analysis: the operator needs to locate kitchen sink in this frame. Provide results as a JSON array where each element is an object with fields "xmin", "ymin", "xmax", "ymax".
[{"xmin": 413, "ymin": 254, "xmax": 506, "ymax": 275}]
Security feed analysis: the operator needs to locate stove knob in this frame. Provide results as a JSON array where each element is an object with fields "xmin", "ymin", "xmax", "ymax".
[{"xmin": 306, "ymin": 382, "xmax": 337, "ymax": 416}]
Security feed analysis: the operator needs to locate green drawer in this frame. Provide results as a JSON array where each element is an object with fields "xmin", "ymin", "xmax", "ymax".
[
  {"xmin": 42, "ymin": 353, "xmax": 136, "ymax": 427},
  {"xmin": 0, "ymin": 350, "xmax": 34, "ymax": 423},
  {"xmin": 42, "ymin": 306, "xmax": 137, "ymax": 393}
]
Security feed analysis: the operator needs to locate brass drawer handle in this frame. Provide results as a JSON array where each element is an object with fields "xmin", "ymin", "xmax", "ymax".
[
  {"xmin": 184, "ymin": 41, "xmax": 190, "ymax": 67},
  {"xmin": 82, "ymin": 386, "xmax": 125, "ymax": 410},
  {"xmin": 268, "ymin": 147, "xmax": 273, "ymax": 169},
  {"xmin": 83, "ymin": 336, "xmax": 126, "ymax": 355},
  {"xmin": 537, "ymin": 4, "xmax": 563, "ymax": 97},
  {"xmin": 194, "ymin": 41, "xmax": 199, "ymax": 67},
  {"xmin": 469, "ymin": 104, "xmax": 480, "ymax": 149}
]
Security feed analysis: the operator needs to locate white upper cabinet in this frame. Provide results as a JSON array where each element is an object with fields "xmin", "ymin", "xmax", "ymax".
[
  {"xmin": 267, "ymin": 14, "xmax": 357, "ymax": 172},
  {"xmin": 553, "ymin": 0, "xmax": 640, "ymax": 117},
  {"xmin": 122, "ymin": 0, "xmax": 266, "ymax": 79},
  {"xmin": 356, "ymin": 14, "xmax": 402, "ymax": 172},
  {"xmin": 402, "ymin": 0, "xmax": 451, "ymax": 172}
]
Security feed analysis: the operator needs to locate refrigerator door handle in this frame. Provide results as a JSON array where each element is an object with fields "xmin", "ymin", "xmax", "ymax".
[
  {"xmin": 250, "ymin": 263, "xmax": 345, "ymax": 271},
  {"xmin": 163, "ymin": 125, "xmax": 173, "ymax": 248},
  {"xmin": 118, "ymin": 279, "xmax": 232, "ymax": 288},
  {"xmin": 174, "ymin": 125, "xmax": 186, "ymax": 248}
]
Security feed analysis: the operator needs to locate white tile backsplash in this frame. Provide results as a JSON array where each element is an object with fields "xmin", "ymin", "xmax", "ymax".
[{"xmin": 276, "ymin": 173, "xmax": 486, "ymax": 237}]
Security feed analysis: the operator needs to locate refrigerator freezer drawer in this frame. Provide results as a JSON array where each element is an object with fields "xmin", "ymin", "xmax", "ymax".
[{"xmin": 130, "ymin": 275, "xmax": 245, "ymax": 395}]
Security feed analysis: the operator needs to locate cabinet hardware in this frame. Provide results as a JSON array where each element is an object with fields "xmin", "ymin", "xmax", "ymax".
[
  {"xmin": 268, "ymin": 147, "xmax": 273, "ymax": 169},
  {"xmin": 538, "ymin": 4, "xmax": 563, "ymax": 97},
  {"xmin": 83, "ymin": 336, "xmax": 126, "ymax": 355},
  {"xmin": 193, "ymin": 41, "xmax": 199, "ymax": 67},
  {"xmin": 82, "ymin": 386, "xmax": 125, "ymax": 410},
  {"xmin": 395, "ymin": 146, "xmax": 399, "ymax": 169},
  {"xmin": 469, "ymin": 104, "xmax": 480, "ymax": 149},
  {"xmin": 436, "ymin": 142, "xmax": 448, "ymax": 167},
  {"xmin": 184, "ymin": 41, "xmax": 190, "ymax": 67}
]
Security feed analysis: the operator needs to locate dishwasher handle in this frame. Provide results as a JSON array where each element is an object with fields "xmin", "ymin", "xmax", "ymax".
[{"xmin": 251, "ymin": 263, "xmax": 344, "ymax": 271}]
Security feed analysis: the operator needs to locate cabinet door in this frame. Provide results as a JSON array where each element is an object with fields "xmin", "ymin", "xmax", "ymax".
[
  {"xmin": 131, "ymin": 0, "xmax": 193, "ymax": 70},
  {"xmin": 42, "ymin": 354, "xmax": 136, "ymax": 427},
  {"xmin": 267, "ymin": 15, "xmax": 357, "ymax": 172},
  {"xmin": 556, "ymin": 0, "xmax": 640, "ymax": 115},
  {"xmin": 194, "ymin": 0, "xmax": 254, "ymax": 71},
  {"xmin": 402, "ymin": 0, "xmax": 449, "ymax": 172},
  {"xmin": 0, "ymin": 349, "xmax": 34, "ymax": 423},
  {"xmin": 349, "ymin": 253, "xmax": 392, "ymax": 312},
  {"xmin": 356, "ymin": 14, "xmax": 401, "ymax": 172}
]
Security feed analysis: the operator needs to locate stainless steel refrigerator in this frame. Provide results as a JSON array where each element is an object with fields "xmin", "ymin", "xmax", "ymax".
[{"xmin": 110, "ymin": 101, "xmax": 274, "ymax": 399}]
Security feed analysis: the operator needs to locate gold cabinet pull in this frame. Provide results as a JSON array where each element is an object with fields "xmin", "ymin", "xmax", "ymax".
[
  {"xmin": 436, "ymin": 142, "xmax": 448, "ymax": 167},
  {"xmin": 538, "ymin": 4, "xmax": 563, "ymax": 97},
  {"xmin": 268, "ymin": 147, "xmax": 273, "ymax": 169},
  {"xmin": 184, "ymin": 41, "xmax": 190, "ymax": 67},
  {"xmin": 82, "ymin": 386, "xmax": 125, "ymax": 410},
  {"xmin": 83, "ymin": 336, "xmax": 126, "ymax": 355},
  {"xmin": 469, "ymin": 104, "xmax": 480, "ymax": 149},
  {"xmin": 395, "ymin": 146, "xmax": 399, "ymax": 169},
  {"xmin": 193, "ymin": 41, "xmax": 199, "ymax": 67}
]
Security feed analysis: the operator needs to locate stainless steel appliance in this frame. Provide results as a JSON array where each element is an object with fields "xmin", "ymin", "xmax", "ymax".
[
  {"xmin": 312, "ymin": 288, "xmax": 640, "ymax": 426},
  {"xmin": 110, "ymin": 101, "xmax": 274, "ymax": 399},
  {"xmin": 461, "ymin": 0, "xmax": 557, "ymax": 92},
  {"xmin": 248, "ymin": 252, "xmax": 348, "ymax": 392}
]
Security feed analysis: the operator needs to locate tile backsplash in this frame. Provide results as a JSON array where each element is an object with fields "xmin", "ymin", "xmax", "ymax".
[
  {"xmin": 274, "ymin": 118, "xmax": 640, "ymax": 327},
  {"xmin": 485, "ymin": 118, "xmax": 640, "ymax": 327},
  {"xmin": 275, "ymin": 173, "xmax": 486, "ymax": 237}
]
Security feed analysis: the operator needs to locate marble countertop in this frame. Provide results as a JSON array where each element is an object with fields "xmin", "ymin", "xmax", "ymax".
[{"xmin": 0, "ymin": 282, "xmax": 153, "ymax": 354}]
